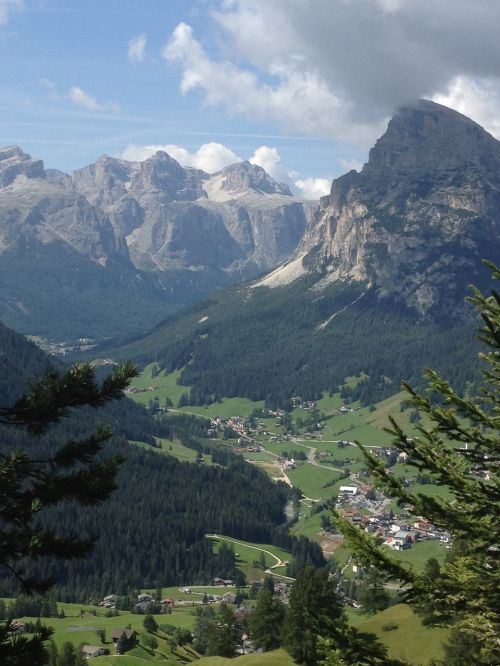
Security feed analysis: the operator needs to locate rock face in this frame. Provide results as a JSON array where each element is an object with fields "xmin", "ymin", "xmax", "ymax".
[
  {"xmin": 71, "ymin": 153, "xmax": 312, "ymax": 277},
  {"xmin": 0, "ymin": 146, "xmax": 314, "ymax": 338},
  {"xmin": 0, "ymin": 147, "xmax": 126, "ymax": 264},
  {"xmin": 264, "ymin": 100, "xmax": 500, "ymax": 317}
]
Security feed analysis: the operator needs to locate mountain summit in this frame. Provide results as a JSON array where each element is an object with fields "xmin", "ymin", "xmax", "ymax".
[{"xmin": 261, "ymin": 99, "xmax": 500, "ymax": 316}]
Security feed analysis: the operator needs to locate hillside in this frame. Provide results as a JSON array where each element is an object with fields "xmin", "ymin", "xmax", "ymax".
[{"xmin": 0, "ymin": 321, "xmax": 294, "ymax": 600}]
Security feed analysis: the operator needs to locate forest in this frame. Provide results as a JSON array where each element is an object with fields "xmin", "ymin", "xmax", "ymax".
[
  {"xmin": 111, "ymin": 278, "xmax": 481, "ymax": 408},
  {"xmin": 0, "ymin": 322, "xmax": 323, "ymax": 602}
]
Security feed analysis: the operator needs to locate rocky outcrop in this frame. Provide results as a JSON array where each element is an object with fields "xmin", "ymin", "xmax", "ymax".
[
  {"xmin": 0, "ymin": 146, "xmax": 45, "ymax": 187},
  {"xmin": 70, "ymin": 152, "xmax": 313, "ymax": 277},
  {"xmin": 264, "ymin": 100, "xmax": 500, "ymax": 317},
  {"xmin": 0, "ymin": 147, "xmax": 127, "ymax": 265}
]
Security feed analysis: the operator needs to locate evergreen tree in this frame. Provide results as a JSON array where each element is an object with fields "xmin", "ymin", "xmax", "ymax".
[
  {"xmin": 0, "ymin": 362, "xmax": 137, "ymax": 664},
  {"xmin": 333, "ymin": 262, "xmax": 500, "ymax": 666},
  {"xmin": 247, "ymin": 588, "xmax": 285, "ymax": 651},
  {"xmin": 283, "ymin": 567, "xmax": 344, "ymax": 666},
  {"xmin": 143, "ymin": 615, "xmax": 158, "ymax": 633},
  {"xmin": 206, "ymin": 603, "xmax": 240, "ymax": 658},
  {"xmin": 357, "ymin": 569, "xmax": 390, "ymax": 614},
  {"xmin": 282, "ymin": 567, "xmax": 401, "ymax": 666}
]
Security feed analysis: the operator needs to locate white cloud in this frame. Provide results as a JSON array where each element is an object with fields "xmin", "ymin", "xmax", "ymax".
[
  {"xmin": 294, "ymin": 177, "xmax": 331, "ymax": 199},
  {"xmin": 433, "ymin": 75, "xmax": 500, "ymax": 139},
  {"xmin": 0, "ymin": 0, "xmax": 23, "ymax": 25},
  {"xmin": 162, "ymin": 2, "xmax": 500, "ymax": 145},
  {"xmin": 249, "ymin": 146, "xmax": 281, "ymax": 177},
  {"xmin": 128, "ymin": 33, "xmax": 146, "ymax": 63},
  {"xmin": 121, "ymin": 140, "xmax": 332, "ymax": 198},
  {"xmin": 38, "ymin": 77, "xmax": 59, "ymax": 100},
  {"xmin": 68, "ymin": 86, "xmax": 119, "ymax": 113},
  {"xmin": 121, "ymin": 141, "xmax": 240, "ymax": 173},
  {"xmin": 163, "ymin": 22, "xmax": 379, "ymax": 146}
]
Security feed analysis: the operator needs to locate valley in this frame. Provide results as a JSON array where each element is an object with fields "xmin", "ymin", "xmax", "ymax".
[{"xmin": 1, "ymin": 97, "xmax": 498, "ymax": 666}]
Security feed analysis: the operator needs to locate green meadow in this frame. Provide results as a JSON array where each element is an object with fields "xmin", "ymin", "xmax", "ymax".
[{"xmin": 355, "ymin": 604, "xmax": 449, "ymax": 665}]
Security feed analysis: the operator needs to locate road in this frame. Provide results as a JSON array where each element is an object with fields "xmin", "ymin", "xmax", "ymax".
[{"xmin": 206, "ymin": 534, "xmax": 294, "ymax": 578}]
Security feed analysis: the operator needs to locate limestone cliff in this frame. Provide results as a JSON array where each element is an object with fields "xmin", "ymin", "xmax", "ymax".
[{"xmin": 264, "ymin": 100, "xmax": 500, "ymax": 317}]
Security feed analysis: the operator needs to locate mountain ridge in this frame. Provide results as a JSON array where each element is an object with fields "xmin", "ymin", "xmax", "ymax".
[{"xmin": 0, "ymin": 147, "xmax": 314, "ymax": 339}]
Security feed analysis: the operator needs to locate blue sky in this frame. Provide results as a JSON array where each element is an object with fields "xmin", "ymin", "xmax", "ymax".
[{"xmin": 1, "ymin": 0, "xmax": 500, "ymax": 197}]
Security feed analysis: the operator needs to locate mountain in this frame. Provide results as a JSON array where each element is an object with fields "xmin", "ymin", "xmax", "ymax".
[
  {"xmin": 110, "ymin": 100, "xmax": 497, "ymax": 406},
  {"xmin": 260, "ymin": 99, "xmax": 500, "ymax": 317},
  {"xmin": 71, "ymin": 154, "xmax": 313, "ymax": 278},
  {"xmin": 0, "ymin": 147, "xmax": 313, "ymax": 341}
]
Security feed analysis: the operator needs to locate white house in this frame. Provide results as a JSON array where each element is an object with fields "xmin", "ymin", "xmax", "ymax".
[{"xmin": 339, "ymin": 486, "xmax": 358, "ymax": 495}]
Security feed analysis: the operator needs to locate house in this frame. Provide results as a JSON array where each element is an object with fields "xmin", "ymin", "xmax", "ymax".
[
  {"xmin": 213, "ymin": 577, "xmax": 233, "ymax": 586},
  {"xmin": 82, "ymin": 645, "xmax": 108, "ymax": 658},
  {"xmin": 385, "ymin": 530, "xmax": 419, "ymax": 550},
  {"xmin": 101, "ymin": 593, "xmax": 117, "ymax": 607},
  {"xmin": 161, "ymin": 597, "xmax": 174, "ymax": 611},
  {"xmin": 111, "ymin": 628, "xmax": 137, "ymax": 644},
  {"xmin": 339, "ymin": 486, "xmax": 358, "ymax": 496},
  {"xmin": 137, "ymin": 593, "xmax": 154, "ymax": 603},
  {"xmin": 234, "ymin": 606, "xmax": 251, "ymax": 622},
  {"xmin": 222, "ymin": 592, "xmax": 237, "ymax": 604}
]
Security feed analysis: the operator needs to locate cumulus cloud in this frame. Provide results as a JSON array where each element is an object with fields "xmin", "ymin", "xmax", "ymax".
[
  {"xmin": 433, "ymin": 75, "xmax": 500, "ymax": 139},
  {"xmin": 249, "ymin": 146, "xmax": 286, "ymax": 179},
  {"xmin": 121, "ymin": 140, "xmax": 332, "ymax": 199},
  {"xmin": 162, "ymin": 1, "xmax": 500, "ymax": 143},
  {"xmin": 162, "ymin": 22, "xmax": 377, "ymax": 146},
  {"xmin": 121, "ymin": 141, "xmax": 241, "ymax": 172},
  {"xmin": 0, "ymin": 0, "xmax": 23, "ymax": 25},
  {"xmin": 128, "ymin": 33, "xmax": 146, "ymax": 63},
  {"xmin": 294, "ymin": 178, "xmax": 331, "ymax": 199},
  {"xmin": 68, "ymin": 86, "xmax": 119, "ymax": 113}
]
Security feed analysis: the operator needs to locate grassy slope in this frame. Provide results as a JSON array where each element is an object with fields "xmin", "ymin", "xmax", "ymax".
[
  {"xmin": 195, "ymin": 649, "xmax": 294, "ymax": 666},
  {"xmin": 209, "ymin": 535, "xmax": 292, "ymax": 579},
  {"xmin": 16, "ymin": 607, "xmax": 195, "ymax": 652},
  {"xmin": 355, "ymin": 604, "xmax": 448, "ymax": 665}
]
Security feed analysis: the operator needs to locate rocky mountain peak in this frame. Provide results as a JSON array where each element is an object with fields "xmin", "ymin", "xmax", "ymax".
[
  {"xmin": 216, "ymin": 161, "xmax": 292, "ymax": 196},
  {"xmin": 0, "ymin": 146, "xmax": 45, "ymax": 187},
  {"xmin": 366, "ymin": 99, "xmax": 500, "ymax": 175},
  {"xmin": 258, "ymin": 100, "xmax": 500, "ymax": 318}
]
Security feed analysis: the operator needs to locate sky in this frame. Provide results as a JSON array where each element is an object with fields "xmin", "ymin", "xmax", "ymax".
[{"xmin": 1, "ymin": 0, "xmax": 500, "ymax": 198}]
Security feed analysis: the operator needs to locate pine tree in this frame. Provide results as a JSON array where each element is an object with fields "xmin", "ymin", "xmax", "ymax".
[
  {"xmin": 282, "ymin": 567, "xmax": 344, "ymax": 666},
  {"xmin": 333, "ymin": 262, "xmax": 500, "ymax": 665},
  {"xmin": 143, "ymin": 615, "xmax": 158, "ymax": 633},
  {"xmin": 0, "ymin": 361, "xmax": 137, "ymax": 664},
  {"xmin": 247, "ymin": 588, "xmax": 285, "ymax": 651}
]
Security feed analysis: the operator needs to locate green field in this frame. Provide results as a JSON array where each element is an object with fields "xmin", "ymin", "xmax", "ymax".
[
  {"xmin": 287, "ymin": 463, "xmax": 342, "ymax": 500},
  {"xmin": 141, "ymin": 585, "xmax": 237, "ymax": 602},
  {"xmin": 128, "ymin": 365, "xmax": 187, "ymax": 406},
  {"xmin": 290, "ymin": 508, "xmax": 328, "ymax": 541},
  {"xmin": 179, "ymin": 397, "xmax": 265, "ymax": 419},
  {"xmin": 15, "ymin": 604, "xmax": 196, "ymax": 657},
  {"xmin": 129, "ymin": 438, "xmax": 213, "ymax": 465},
  {"xmin": 196, "ymin": 649, "xmax": 294, "ymax": 666},
  {"xmin": 356, "ymin": 604, "xmax": 449, "ymax": 665},
  {"xmin": 209, "ymin": 535, "xmax": 292, "ymax": 579},
  {"xmin": 390, "ymin": 539, "xmax": 448, "ymax": 569}
]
